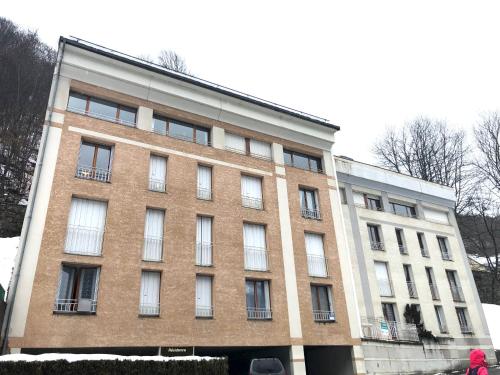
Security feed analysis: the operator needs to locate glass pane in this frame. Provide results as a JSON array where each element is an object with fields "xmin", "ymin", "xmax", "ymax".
[
  {"xmin": 284, "ymin": 151, "xmax": 292, "ymax": 166},
  {"xmin": 153, "ymin": 116, "xmax": 167, "ymax": 135},
  {"xmin": 256, "ymin": 281, "xmax": 266, "ymax": 308},
  {"xmin": 195, "ymin": 128, "xmax": 209, "ymax": 145},
  {"xmin": 318, "ymin": 286, "xmax": 330, "ymax": 311},
  {"xmin": 293, "ymin": 154, "xmax": 309, "ymax": 170},
  {"xmin": 79, "ymin": 268, "xmax": 97, "ymax": 299},
  {"xmin": 95, "ymin": 146, "xmax": 111, "ymax": 171},
  {"xmin": 309, "ymin": 157, "xmax": 320, "ymax": 172},
  {"xmin": 88, "ymin": 97, "xmax": 118, "ymax": 121},
  {"xmin": 299, "ymin": 190, "xmax": 306, "ymax": 209},
  {"xmin": 169, "ymin": 121, "xmax": 193, "ymax": 141},
  {"xmin": 305, "ymin": 190, "xmax": 316, "ymax": 210},
  {"xmin": 311, "ymin": 286, "xmax": 319, "ymax": 311},
  {"xmin": 67, "ymin": 93, "xmax": 87, "ymax": 113},
  {"xmin": 58, "ymin": 266, "xmax": 76, "ymax": 300},
  {"xmin": 396, "ymin": 230, "xmax": 404, "ymax": 246},
  {"xmin": 245, "ymin": 281, "xmax": 255, "ymax": 308},
  {"xmin": 118, "ymin": 106, "xmax": 136, "ymax": 125},
  {"xmin": 78, "ymin": 143, "xmax": 95, "ymax": 168}
]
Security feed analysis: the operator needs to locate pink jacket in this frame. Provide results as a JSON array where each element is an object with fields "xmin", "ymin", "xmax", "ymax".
[{"xmin": 465, "ymin": 349, "xmax": 489, "ymax": 375}]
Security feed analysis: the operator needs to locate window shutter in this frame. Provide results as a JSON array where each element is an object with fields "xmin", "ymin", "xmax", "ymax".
[
  {"xmin": 140, "ymin": 271, "xmax": 160, "ymax": 314},
  {"xmin": 197, "ymin": 165, "xmax": 212, "ymax": 190},
  {"xmin": 249, "ymin": 139, "xmax": 271, "ymax": 159},
  {"xmin": 225, "ymin": 133, "xmax": 246, "ymax": 153},
  {"xmin": 149, "ymin": 156, "xmax": 166, "ymax": 188},
  {"xmin": 241, "ymin": 175, "xmax": 262, "ymax": 200}
]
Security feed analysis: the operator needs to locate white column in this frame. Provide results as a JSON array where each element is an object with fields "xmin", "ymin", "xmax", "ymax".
[
  {"xmin": 322, "ymin": 150, "xmax": 334, "ymax": 177},
  {"xmin": 351, "ymin": 345, "xmax": 367, "ymax": 375},
  {"xmin": 53, "ymin": 76, "xmax": 70, "ymax": 111},
  {"xmin": 290, "ymin": 345, "xmax": 306, "ymax": 375},
  {"xmin": 136, "ymin": 106, "xmax": 153, "ymax": 131},
  {"xmin": 272, "ymin": 142, "xmax": 284, "ymax": 165},
  {"xmin": 212, "ymin": 126, "xmax": 225, "ymax": 149}
]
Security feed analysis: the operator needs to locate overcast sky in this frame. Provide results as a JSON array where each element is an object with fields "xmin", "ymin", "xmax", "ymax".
[{"xmin": 3, "ymin": 1, "xmax": 500, "ymax": 163}]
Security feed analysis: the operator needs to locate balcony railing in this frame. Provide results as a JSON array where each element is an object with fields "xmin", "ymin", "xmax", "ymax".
[
  {"xmin": 370, "ymin": 241, "xmax": 384, "ymax": 251},
  {"xmin": 420, "ymin": 248, "xmax": 429, "ymax": 257},
  {"xmin": 441, "ymin": 251, "xmax": 452, "ymax": 261},
  {"xmin": 65, "ymin": 225, "xmax": 104, "ymax": 256},
  {"xmin": 196, "ymin": 242, "xmax": 213, "ymax": 266},
  {"xmin": 406, "ymin": 281, "xmax": 418, "ymax": 298},
  {"xmin": 391, "ymin": 210, "xmax": 418, "ymax": 219},
  {"xmin": 399, "ymin": 245, "xmax": 408, "ymax": 255},
  {"xmin": 361, "ymin": 317, "xmax": 419, "ymax": 342},
  {"xmin": 307, "ymin": 254, "xmax": 328, "ymax": 278},
  {"xmin": 143, "ymin": 236, "xmax": 163, "ymax": 261},
  {"xmin": 196, "ymin": 305, "xmax": 213, "ymax": 318},
  {"xmin": 149, "ymin": 178, "xmax": 166, "ymax": 192},
  {"xmin": 460, "ymin": 323, "xmax": 473, "ymax": 334},
  {"xmin": 301, "ymin": 208, "xmax": 321, "ymax": 220},
  {"xmin": 76, "ymin": 165, "xmax": 111, "ymax": 183},
  {"xmin": 438, "ymin": 322, "xmax": 448, "ymax": 334},
  {"xmin": 429, "ymin": 283, "xmax": 440, "ymax": 300},
  {"xmin": 244, "ymin": 246, "xmax": 269, "ymax": 271},
  {"xmin": 313, "ymin": 310, "xmax": 336, "ymax": 322},
  {"xmin": 247, "ymin": 307, "xmax": 272, "ymax": 320},
  {"xmin": 53, "ymin": 299, "xmax": 97, "ymax": 313},
  {"xmin": 139, "ymin": 303, "xmax": 160, "ymax": 316},
  {"xmin": 67, "ymin": 106, "xmax": 135, "ymax": 127},
  {"xmin": 197, "ymin": 187, "xmax": 212, "ymax": 201},
  {"xmin": 242, "ymin": 195, "xmax": 263, "ymax": 210},
  {"xmin": 450, "ymin": 285, "xmax": 464, "ymax": 302}
]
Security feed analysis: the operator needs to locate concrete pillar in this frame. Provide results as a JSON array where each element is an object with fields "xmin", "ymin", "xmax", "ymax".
[
  {"xmin": 381, "ymin": 191, "xmax": 391, "ymax": 212},
  {"xmin": 351, "ymin": 346, "xmax": 367, "ymax": 375},
  {"xmin": 53, "ymin": 76, "xmax": 71, "ymax": 111},
  {"xmin": 212, "ymin": 126, "xmax": 225, "ymax": 149},
  {"xmin": 290, "ymin": 345, "xmax": 306, "ymax": 375},
  {"xmin": 322, "ymin": 150, "xmax": 334, "ymax": 177},
  {"xmin": 272, "ymin": 142, "xmax": 284, "ymax": 165},
  {"xmin": 415, "ymin": 200, "xmax": 425, "ymax": 219},
  {"xmin": 136, "ymin": 106, "xmax": 153, "ymax": 131}
]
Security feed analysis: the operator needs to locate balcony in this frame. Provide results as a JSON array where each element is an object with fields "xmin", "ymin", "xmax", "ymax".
[
  {"xmin": 450, "ymin": 285, "xmax": 464, "ymax": 302},
  {"xmin": 53, "ymin": 299, "xmax": 97, "ymax": 313},
  {"xmin": 244, "ymin": 246, "xmax": 269, "ymax": 271},
  {"xmin": 242, "ymin": 195, "xmax": 263, "ymax": 210},
  {"xmin": 64, "ymin": 225, "xmax": 104, "ymax": 256},
  {"xmin": 139, "ymin": 303, "xmax": 160, "ymax": 316},
  {"xmin": 76, "ymin": 165, "xmax": 111, "ymax": 183},
  {"xmin": 197, "ymin": 187, "xmax": 212, "ymax": 201},
  {"xmin": 399, "ymin": 245, "xmax": 408, "ymax": 255},
  {"xmin": 361, "ymin": 317, "xmax": 419, "ymax": 342},
  {"xmin": 313, "ymin": 310, "xmax": 336, "ymax": 322},
  {"xmin": 143, "ymin": 236, "xmax": 163, "ymax": 261},
  {"xmin": 307, "ymin": 254, "xmax": 329, "ymax": 278},
  {"xmin": 429, "ymin": 283, "xmax": 440, "ymax": 300},
  {"xmin": 247, "ymin": 307, "xmax": 272, "ymax": 320},
  {"xmin": 406, "ymin": 281, "xmax": 418, "ymax": 298},
  {"xmin": 196, "ymin": 242, "xmax": 213, "ymax": 266},
  {"xmin": 149, "ymin": 178, "xmax": 166, "ymax": 192},
  {"xmin": 196, "ymin": 305, "xmax": 213, "ymax": 318},
  {"xmin": 370, "ymin": 241, "xmax": 384, "ymax": 251},
  {"xmin": 301, "ymin": 208, "xmax": 321, "ymax": 220},
  {"xmin": 460, "ymin": 323, "xmax": 473, "ymax": 334}
]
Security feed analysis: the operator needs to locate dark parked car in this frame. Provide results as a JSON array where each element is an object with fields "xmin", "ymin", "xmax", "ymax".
[{"xmin": 249, "ymin": 358, "xmax": 286, "ymax": 375}]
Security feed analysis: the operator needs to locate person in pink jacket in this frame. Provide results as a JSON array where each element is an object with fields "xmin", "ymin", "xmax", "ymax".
[{"xmin": 466, "ymin": 349, "xmax": 489, "ymax": 375}]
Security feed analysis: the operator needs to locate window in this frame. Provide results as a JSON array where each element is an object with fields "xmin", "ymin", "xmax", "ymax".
[
  {"xmin": 403, "ymin": 265, "xmax": 418, "ymax": 298},
  {"xmin": 305, "ymin": 233, "xmax": 328, "ymax": 277},
  {"xmin": 243, "ymin": 223, "xmax": 268, "ymax": 271},
  {"xmin": 446, "ymin": 270, "xmax": 464, "ymax": 302},
  {"xmin": 382, "ymin": 303, "xmax": 397, "ymax": 322},
  {"xmin": 246, "ymin": 279, "xmax": 271, "ymax": 319},
  {"xmin": 65, "ymin": 198, "xmax": 107, "ymax": 256},
  {"xmin": 366, "ymin": 195, "xmax": 382, "ymax": 211},
  {"xmin": 417, "ymin": 233, "xmax": 429, "ymax": 257},
  {"xmin": 149, "ymin": 155, "xmax": 167, "ymax": 192},
  {"xmin": 426, "ymin": 267, "xmax": 440, "ymax": 300},
  {"xmin": 456, "ymin": 308, "xmax": 472, "ymax": 333},
  {"xmin": 299, "ymin": 188, "xmax": 321, "ymax": 220},
  {"xmin": 67, "ymin": 92, "xmax": 136, "ymax": 126},
  {"xmin": 390, "ymin": 202, "xmax": 417, "ymax": 218},
  {"xmin": 54, "ymin": 265, "xmax": 100, "ymax": 313},
  {"xmin": 241, "ymin": 175, "xmax": 263, "ymax": 210},
  {"xmin": 197, "ymin": 165, "xmax": 212, "ymax": 200},
  {"xmin": 76, "ymin": 142, "xmax": 112, "ymax": 182},
  {"xmin": 143, "ymin": 209, "xmax": 164, "ymax": 261},
  {"xmin": 352, "ymin": 191, "xmax": 366, "ymax": 207},
  {"xmin": 395, "ymin": 229, "xmax": 407, "ymax": 254},
  {"xmin": 139, "ymin": 271, "xmax": 160, "ymax": 316},
  {"xmin": 152, "ymin": 114, "xmax": 210, "ymax": 145},
  {"xmin": 196, "ymin": 216, "xmax": 212, "ymax": 266},
  {"xmin": 368, "ymin": 224, "xmax": 384, "ymax": 250},
  {"xmin": 437, "ymin": 236, "xmax": 451, "ymax": 260},
  {"xmin": 225, "ymin": 133, "xmax": 246, "ymax": 154},
  {"xmin": 311, "ymin": 285, "xmax": 335, "ymax": 322},
  {"xmin": 249, "ymin": 139, "xmax": 272, "ymax": 160},
  {"xmin": 225, "ymin": 133, "xmax": 272, "ymax": 160},
  {"xmin": 374, "ymin": 261, "xmax": 393, "ymax": 297},
  {"xmin": 381, "ymin": 303, "xmax": 398, "ymax": 340},
  {"xmin": 339, "ymin": 187, "xmax": 347, "ymax": 204},
  {"xmin": 284, "ymin": 149, "xmax": 322, "ymax": 172},
  {"xmin": 423, "ymin": 207, "xmax": 449, "ymax": 224},
  {"xmin": 196, "ymin": 275, "xmax": 213, "ymax": 317},
  {"xmin": 435, "ymin": 306, "xmax": 448, "ymax": 333}
]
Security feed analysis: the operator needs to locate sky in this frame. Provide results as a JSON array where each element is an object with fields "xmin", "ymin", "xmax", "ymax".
[{"xmin": 3, "ymin": 0, "xmax": 500, "ymax": 163}]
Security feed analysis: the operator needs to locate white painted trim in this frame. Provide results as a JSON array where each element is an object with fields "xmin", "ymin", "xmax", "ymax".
[
  {"xmin": 211, "ymin": 126, "xmax": 225, "ymax": 150},
  {"xmin": 68, "ymin": 126, "xmax": 273, "ymax": 177},
  {"xmin": 275, "ymin": 166, "xmax": 286, "ymax": 176},
  {"xmin": 45, "ymin": 111, "xmax": 65, "ymax": 125},
  {"xmin": 137, "ymin": 106, "xmax": 153, "ymax": 132}
]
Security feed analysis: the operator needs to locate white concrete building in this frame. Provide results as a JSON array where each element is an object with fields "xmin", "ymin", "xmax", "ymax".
[{"xmin": 334, "ymin": 156, "xmax": 495, "ymax": 374}]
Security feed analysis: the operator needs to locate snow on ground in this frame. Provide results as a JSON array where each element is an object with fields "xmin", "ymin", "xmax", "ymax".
[
  {"xmin": 0, "ymin": 353, "xmax": 219, "ymax": 362},
  {"xmin": 483, "ymin": 303, "xmax": 500, "ymax": 350},
  {"xmin": 0, "ymin": 236, "xmax": 19, "ymax": 296}
]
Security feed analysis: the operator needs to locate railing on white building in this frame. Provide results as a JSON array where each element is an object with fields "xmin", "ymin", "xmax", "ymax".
[
  {"xmin": 197, "ymin": 187, "xmax": 212, "ymax": 201},
  {"xmin": 139, "ymin": 303, "xmax": 160, "ymax": 316},
  {"xmin": 429, "ymin": 283, "xmax": 440, "ymax": 300},
  {"xmin": 370, "ymin": 241, "xmax": 384, "ymax": 251},
  {"xmin": 247, "ymin": 308, "xmax": 272, "ymax": 320},
  {"xmin": 441, "ymin": 251, "xmax": 452, "ymax": 261},
  {"xmin": 460, "ymin": 323, "xmax": 473, "ymax": 334},
  {"xmin": 149, "ymin": 178, "xmax": 166, "ymax": 192},
  {"xmin": 143, "ymin": 236, "xmax": 163, "ymax": 261},
  {"xmin": 450, "ymin": 285, "xmax": 464, "ymax": 302},
  {"xmin": 196, "ymin": 306, "xmax": 213, "ymax": 318},
  {"xmin": 242, "ymin": 195, "xmax": 263, "ymax": 210},
  {"xmin": 361, "ymin": 317, "xmax": 419, "ymax": 342},
  {"xmin": 407, "ymin": 281, "xmax": 418, "ymax": 298},
  {"xmin": 307, "ymin": 255, "xmax": 328, "ymax": 278},
  {"xmin": 399, "ymin": 245, "xmax": 408, "ymax": 254},
  {"xmin": 301, "ymin": 208, "xmax": 321, "ymax": 220},
  {"xmin": 196, "ymin": 242, "xmax": 213, "ymax": 266},
  {"xmin": 53, "ymin": 299, "xmax": 97, "ymax": 313},
  {"xmin": 244, "ymin": 246, "xmax": 269, "ymax": 271},
  {"xmin": 76, "ymin": 165, "xmax": 111, "ymax": 183},
  {"xmin": 64, "ymin": 225, "xmax": 104, "ymax": 256},
  {"xmin": 313, "ymin": 310, "xmax": 335, "ymax": 322}
]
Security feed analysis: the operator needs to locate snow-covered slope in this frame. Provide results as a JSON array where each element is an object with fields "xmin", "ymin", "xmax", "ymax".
[{"xmin": 0, "ymin": 237, "xmax": 19, "ymax": 296}]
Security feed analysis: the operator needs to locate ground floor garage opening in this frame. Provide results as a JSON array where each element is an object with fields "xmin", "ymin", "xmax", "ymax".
[{"xmin": 304, "ymin": 345, "xmax": 354, "ymax": 375}]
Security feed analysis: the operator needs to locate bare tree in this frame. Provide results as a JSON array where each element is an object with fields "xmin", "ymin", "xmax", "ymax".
[
  {"xmin": 474, "ymin": 113, "xmax": 500, "ymax": 195},
  {"xmin": 373, "ymin": 117, "xmax": 471, "ymax": 213},
  {"xmin": 157, "ymin": 50, "xmax": 188, "ymax": 74}
]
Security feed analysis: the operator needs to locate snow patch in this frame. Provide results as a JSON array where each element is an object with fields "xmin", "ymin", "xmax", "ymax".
[
  {"xmin": 483, "ymin": 303, "xmax": 500, "ymax": 350},
  {"xmin": 0, "ymin": 236, "xmax": 19, "ymax": 295},
  {"xmin": 0, "ymin": 353, "xmax": 220, "ymax": 362}
]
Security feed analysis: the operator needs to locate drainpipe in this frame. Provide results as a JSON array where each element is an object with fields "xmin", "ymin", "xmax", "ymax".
[{"xmin": 1, "ymin": 38, "xmax": 66, "ymax": 355}]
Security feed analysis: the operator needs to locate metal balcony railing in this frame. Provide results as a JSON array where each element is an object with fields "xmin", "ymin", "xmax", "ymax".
[
  {"xmin": 242, "ymin": 195, "xmax": 263, "ymax": 210},
  {"xmin": 64, "ymin": 225, "xmax": 104, "ymax": 256},
  {"xmin": 149, "ymin": 178, "xmax": 166, "ymax": 192},
  {"xmin": 441, "ymin": 251, "xmax": 452, "ymax": 261},
  {"xmin": 247, "ymin": 307, "xmax": 272, "ymax": 320},
  {"xmin": 53, "ymin": 299, "xmax": 97, "ymax": 313},
  {"xmin": 67, "ymin": 106, "xmax": 136, "ymax": 127},
  {"xmin": 450, "ymin": 285, "xmax": 465, "ymax": 302},
  {"xmin": 143, "ymin": 236, "xmax": 163, "ymax": 261},
  {"xmin": 370, "ymin": 241, "xmax": 384, "ymax": 251},
  {"xmin": 406, "ymin": 281, "xmax": 418, "ymax": 298},
  {"xmin": 399, "ymin": 245, "xmax": 408, "ymax": 254},
  {"xmin": 76, "ymin": 165, "xmax": 111, "ymax": 183},
  {"xmin": 307, "ymin": 254, "xmax": 328, "ymax": 278},
  {"xmin": 429, "ymin": 283, "xmax": 440, "ymax": 300},
  {"xmin": 196, "ymin": 305, "xmax": 213, "ymax": 318},
  {"xmin": 460, "ymin": 323, "xmax": 473, "ymax": 334},
  {"xmin": 139, "ymin": 303, "xmax": 160, "ymax": 316},
  {"xmin": 301, "ymin": 208, "xmax": 321, "ymax": 220},
  {"xmin": 313, "ymin": 310, "xmax": 336, "ymax": 322},
  {"xmin": 361, "ymin": 317, "xmax": 419, "ymax": 342},
  {"xmin": 420, "ymin": 247, "xmax": 429, "ymax": 257},
  {"xmin": 197, "ymin": 187, "xmax": 212, "ymax": 201},
  {"xmin": 438, "ymin": 322, "xmax": 448, "ymax": 334},
  {"xmin": 244, "ymin": 246, "xmax": 269, "ymax": 271},
  {"xmin": 196, "ymin": 242, "xmax": 213, "ymax": 266}
]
